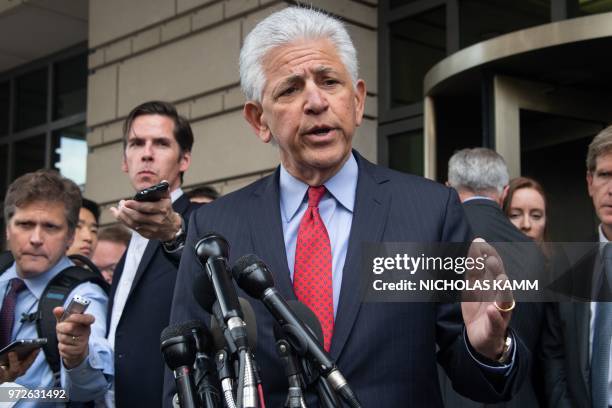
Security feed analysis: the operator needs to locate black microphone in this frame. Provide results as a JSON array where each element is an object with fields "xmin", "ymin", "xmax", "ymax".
[
  {"xmin": 195, "ymin": 233, "xmax": 242, "ymax": 320},
  {"xmin": 182, "ymin": 320, "xmax": 221, "ymax": 408},
  {"xmin": 161, "ymin": 323, "xmax": 201, "ymax": 408},
  {"xmin": 195, "ymin": 233, "xmax": 251, "ymax": 352},
  {"xmin": 232, "ymin": 254, "xmax": 362, "ymax": 408}
]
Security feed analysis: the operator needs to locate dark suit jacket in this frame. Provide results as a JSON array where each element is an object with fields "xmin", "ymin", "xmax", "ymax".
[
  {"xmin": 166, "ymin": 152, "xmax": 528, "ymax": 407},
  {"xmin": 108, "ymin": 193, "xmax": 199, "ymax": 408},
  {"xmin": 542, "ymin": 243, "xmax": 604, "ymax": 408},
  {"xmin": 440, "ymin": 198, "xmax": 546, "ymax": 408}
]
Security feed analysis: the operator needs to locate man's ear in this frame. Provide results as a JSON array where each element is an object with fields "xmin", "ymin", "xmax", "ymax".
[
  {"xmin": 243, "ymin": 102, "xmax": 272, "ymax": 143},
  {"xmin": 353, "ymin": 79, "xmax": 366, "ymax": 127},
  {"xmin": 179, "ymin": 150, "xmax": 191, "ymax": 173},
  {"xmin": 587, "ymin": 171, "xmax": 594, "ymax": 197},
  {"xmin": 121, "ymin": 153, "xmax": 128, "ymax": 174},
  {"xmin": 498, "ymin": 185, "xmax": 510, "ymax": 207}
]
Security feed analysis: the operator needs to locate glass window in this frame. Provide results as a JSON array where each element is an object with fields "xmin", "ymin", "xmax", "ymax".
[
  {"xmin": 571, "ymin": 0, "xmax": 612, "ymax": 16},
  {"xmin": 459, "ymin": 0, "xmax": 550, "ymax": 48},
  {"xmin": 54, "ymin": 54, "xmax": 87, "ymax": 119},
  {"xmin": 0, "ymin": 82, "xmax": 9, "ymax": 136},
  {"xmin": 15, "ymin": 68, "xmax": 48, "ymax": 131},
  {"xmin": 52, "ymin": 123, "xmax": 87, "ymax": 188},
  {"xmin": 14, "ymin": 134, "xmax": 46, "ymax": 178},
  {"xmin": 389, "ymin": 6, "xmax": 446, "ymax": 107},
  {"xmin": 388, "ymin": 130, "xmax": 424, "ymax": 175}
]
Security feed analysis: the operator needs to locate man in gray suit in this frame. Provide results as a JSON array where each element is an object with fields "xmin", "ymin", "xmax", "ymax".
[
  {"xmin": 442, "ymin": 148, "xmax": 546, "ymax": 407},
  {"xmin": 542, "ymin": 126, "xmax": 612, "ymax": 408}
]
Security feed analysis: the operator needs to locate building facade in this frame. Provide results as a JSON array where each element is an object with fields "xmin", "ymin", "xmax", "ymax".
[{"xmin": 1, "ymin": 0, "xmax": 612, "ymax": 248}]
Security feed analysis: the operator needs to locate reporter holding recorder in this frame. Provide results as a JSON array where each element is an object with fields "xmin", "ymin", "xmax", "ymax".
[
  {"xmin": 0, "ymin": 170, "xmax": 112, "ymax": 404},
  {"xmin": 106, "ymin": 101, "xmax": 200, "ymax": 408},
  {"xmin": 166, "ymin": 7, "xmax": 529, "ymax": 407}
]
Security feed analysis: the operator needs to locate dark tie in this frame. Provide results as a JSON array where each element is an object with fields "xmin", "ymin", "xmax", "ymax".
[
  {"xmin": 0, "ymin": 278, "xmax": 27, "ymax": 348},
  {"xmin": 293, "ymin": 186, "xmax": 334, "ymax": 351}
]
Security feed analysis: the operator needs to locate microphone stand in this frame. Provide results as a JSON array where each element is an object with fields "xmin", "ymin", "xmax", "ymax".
[
  {"xmin": 215, "ymin": 349, "xmax": 237, "ymax": 408},
  {"xmin": 299, "ymin": 355, "xmax": 340, "ymax": 408},
  {"xmin": 275, "ymin": 339, "xmax": 307, "ymax": 408}
]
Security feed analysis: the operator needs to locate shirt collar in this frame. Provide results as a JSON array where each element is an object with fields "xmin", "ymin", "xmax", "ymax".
[
  {"xmin": 279, "ymin": 152, "xmax": 358, "ymax": 222},
  {"xmin": 170, "ymin": 188, "xmax": 183, "ymax": 203},
  {"xmin": 0, "ymin": 256, "xmax": 74, "ymax": 299},
  {"xmin": 599, "ymin": 224, "xmax": 609, "ymax": 243},
  {"xmin": 463, "ymin": 195, "xmax": 496, "ymax": 203}
]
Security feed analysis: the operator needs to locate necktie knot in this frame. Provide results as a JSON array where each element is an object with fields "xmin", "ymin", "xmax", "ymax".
[
  {"xmin": 9, "ymin": 278, "xmax": 26, "ymax": 295},
  {"xmin": 307, "ymin": 186, "xmax": 326, "ymax": 208}
]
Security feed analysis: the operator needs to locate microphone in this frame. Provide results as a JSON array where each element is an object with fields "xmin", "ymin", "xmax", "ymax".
[
  {"xmin": 161, "ymin": 323, "xmax": 201, "ymax": 408},
  {"xmin": 182, "ymin": 320, "xmax": 221, "ymax": 408},
  {"xmin": 232, "ymin": 254, "xmax": 362, "ymax": 408},
  {"xmin": 195, "ymin": 233, "xmax": 249, "ymax": 351}
]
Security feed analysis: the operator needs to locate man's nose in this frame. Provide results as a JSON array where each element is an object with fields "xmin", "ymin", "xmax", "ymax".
[
  {"xmin": 142, "ymin": 141, "xmax": 154, "ymax": 160},
  {"xmin": 30, "ymin": 226, "xmax": 43, "ymax": 245},
  {"xmin": 81, "ymin": 228, "xmax": 93, "ymax": 243},
  {"xmin": 304, "ymin": 84, "xmax": 329, "ymax": 115}
]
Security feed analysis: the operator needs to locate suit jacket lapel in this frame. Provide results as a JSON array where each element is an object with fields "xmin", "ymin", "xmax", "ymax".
[
  {"xmin": 248, "ymin": 170, "xmax": 295, "ymax": 300},
  {"xmin": 330, "ymin": 153, "xmax": 391, "ymax": 359},
  {"xmin": 126, "ymin": 193, "xmax": 191, "ymax": 300}
]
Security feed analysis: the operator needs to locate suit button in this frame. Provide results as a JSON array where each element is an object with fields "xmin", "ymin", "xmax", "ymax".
[{"xmin": 118, "ymin": 354, "xmax": 124, "ymax": 359}]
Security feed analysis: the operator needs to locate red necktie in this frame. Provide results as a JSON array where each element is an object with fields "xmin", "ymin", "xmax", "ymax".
[
  {"xmin": 293, "ymin": 186, "xmax": 334, "ymax": 351},
  {"xmin": 0, "ymin": 278, "xmax": 26, "ymax": 348}
]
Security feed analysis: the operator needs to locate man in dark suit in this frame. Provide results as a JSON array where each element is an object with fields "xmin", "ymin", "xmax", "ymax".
[
  {"xmin": 166, "ymin": 7, "xmax": 528, "ymax": 407},
  {"xmin": 105, "ymin": 101, "xmax": 199, "ymax": 407},
  {"xmin": 442, "ymin": 148, "xmax": 546, "ymax": 407},
  {"xmin": 542, "ymin": 126, "xmax": 612, "ymax": 408}
]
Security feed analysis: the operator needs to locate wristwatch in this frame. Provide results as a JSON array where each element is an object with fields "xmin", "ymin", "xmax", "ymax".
[
  {"xmin": 497, "ymin": 334, "xmax": 513, "ymax": 364},
  {"xmin": 162, "ymin": 215, "xmax": 186, "ymax": 253}
]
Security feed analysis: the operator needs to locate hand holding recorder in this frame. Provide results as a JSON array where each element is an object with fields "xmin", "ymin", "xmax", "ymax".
[
  {"xmin": 53, "ymin": 295, "xmax": 95, "ymax": 369},
  {"xmin": 110, "ymin": 180, "xmax": 183, "ymax": 241}
]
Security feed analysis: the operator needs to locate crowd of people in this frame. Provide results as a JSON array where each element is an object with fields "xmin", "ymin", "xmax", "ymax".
[{"xmin": 0, "ymin": 6, "xmax": 609, "ymax": 408}]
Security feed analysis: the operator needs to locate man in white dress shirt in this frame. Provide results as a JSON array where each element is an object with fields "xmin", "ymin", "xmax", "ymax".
[{"xmin": 104, "ymin": 101, "xmax": 199, "ymax": 407}]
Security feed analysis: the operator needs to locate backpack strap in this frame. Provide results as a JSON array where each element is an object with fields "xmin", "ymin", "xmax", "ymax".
[
  {"xmin": 36, "ymin": 266, "xmax": 109, "ymax": 381},
  {"xmin": 0, "ymin": 251, "xmax": 15, "ymax": 274}
]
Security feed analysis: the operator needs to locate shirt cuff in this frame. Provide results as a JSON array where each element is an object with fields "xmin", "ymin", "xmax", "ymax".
[{"xmin": 463, "ymin": 328, "xmax": 516, "ymax": 376}]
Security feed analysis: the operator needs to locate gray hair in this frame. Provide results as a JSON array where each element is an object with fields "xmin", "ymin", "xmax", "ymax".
[
  {"xmin": 448, "ymin": 148, "xmax": 509, "ymax": 195},
  {"xmin": 586, "ymin": 124, "xmax": 612, "ymax": 172},
  {"xmin": 239, "ymin": 7, "xmax": 359, "ymax": 102}
]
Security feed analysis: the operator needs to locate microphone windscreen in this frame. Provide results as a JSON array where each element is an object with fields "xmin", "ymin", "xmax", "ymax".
[
  {"xmin": 231, "ymin": 254, "xmax": 274, "ymax": 299},
  {"xmin": 161, "ymin": 321, "xmax": 200, "ymax": 344},
  {"xmin": 180, "ymin": 320, "xmax": 213, "ymax": 353},
  {"xmin": 286, "ymin": 300, "xmax": 324, "ymax": 344},
  {"xmin": 232, "ymin": 254, "xmax": 261, "ymax": 277}
]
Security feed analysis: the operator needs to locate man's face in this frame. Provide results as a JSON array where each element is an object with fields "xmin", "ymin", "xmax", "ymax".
[
  {"xmin": 67, "ymin": 207, "xmax": 99, "ymax": 258},
  {"xmin": 6, "ymin": 201, "xmax": 74, "ymax": 279},
  {"xmin": 92, "ymin": 240, "xmax": 126, "ymax": 284},
  {"xmin": 244, "ymin": 39, "xmax": 366, "ymax": 183},
  {"xmin": 121, "ymin": 114, "xmax": 191, "ymax": 192},
  {"xmin": 588, "ymin": 151, "xmax": 612, "ymax": 231}
]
